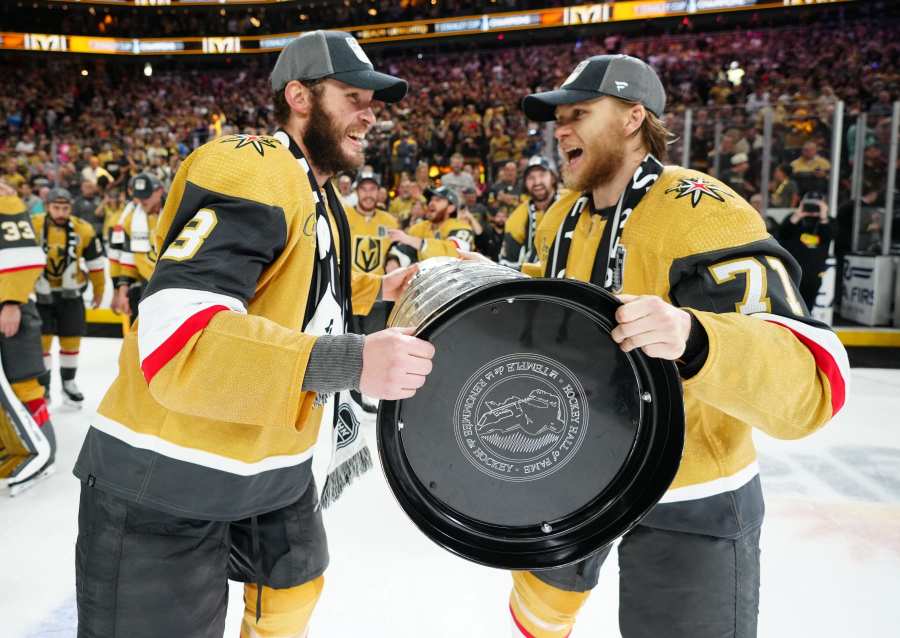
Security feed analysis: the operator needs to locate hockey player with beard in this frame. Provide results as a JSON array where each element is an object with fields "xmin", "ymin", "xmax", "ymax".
[
  {"xmin": 0, "ymin": 182, "xmax": 57, "ymax": 496},
  {"xmin": 386, "ymin": 185, "xmax": 474, "ymax": 267},
  {"xmin": 499, "ymin": 155, "xmax": 561, "ymax": 269},
  {"xmin": 73, "ymin": 31, "xmax": 432, "ymax": 638},
  {"xmin": 492, "ymin": 55, "xmax": 850, "ymax": 638},
  {"xmin": 31, "ymin": 187, "xmax": 105, "ymax": 408}
]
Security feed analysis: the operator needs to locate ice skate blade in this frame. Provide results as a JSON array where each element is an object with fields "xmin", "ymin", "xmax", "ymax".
[
  {"xmin": 62, "ymin": 396, "xmax": 84, "ymax": 409},
  {"xmin": 8, "ymin": 464, "xmax": 56, "ymax": 497}
]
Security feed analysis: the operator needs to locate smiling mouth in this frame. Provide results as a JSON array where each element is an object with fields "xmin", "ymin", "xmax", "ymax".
[{"xmin": 565, "ymin": 148, "xmax": 584, "ymax": 163}]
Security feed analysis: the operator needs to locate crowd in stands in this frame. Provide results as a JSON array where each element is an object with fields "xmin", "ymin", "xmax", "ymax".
[
  {"xmin": 1, "ymin": 18, "xmax": 897, "ymax": 253},
  {"xmin": 3, "ymin": 0, "xmax": 568, "ymax": 39}
]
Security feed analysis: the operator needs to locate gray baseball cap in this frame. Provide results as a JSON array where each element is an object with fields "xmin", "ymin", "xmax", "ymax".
[
  {"xmin": 270, "ymin": 30, "xmax": 408, "ymax": 103},
  {"xmin": 47, "ymin": 187, "xmax": 73, "ymax": 203},
  {"xmin": 426, "ymin": 185, "xmax": 459, "ymax": 209},
  {"xmin": 522, "ymin": 54, "xmax": 666, "ymax": 122}
]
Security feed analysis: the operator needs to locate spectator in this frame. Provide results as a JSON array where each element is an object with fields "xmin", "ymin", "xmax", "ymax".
[
  {"xmin": 750, "ymin": 193, "xmax": 779, "ymax": 236},
  {"xmin": 337, "ymin": 174, "xmax": 357, "ymax": 208},
  {"xmin": 790, "ymin": 141, "xmax": 830, "ymax": 195},
  {"xmin": 388, "ymin": 178, "xmax": 424, "ymax": 225},
  {"xmin": 73, "ymin": 179, "xmax": 103, "ymax": 237},
  {"xmin": 770, "ymin": 163, "xmax": 799, "ymax": 209},
  {"xmin": 487, "ymin": 161, "xmax": 521, "ymax": 214},
  {"xmin": 723, "ymin": 153, "xmax": 756, "ymax": 200},
  {"xmin": 17, "ymin": 181, "xmax": 44, "ymax": 217},
  {"xmin": 462, "ymin": 186, "xmax": 490, "ymax": 227},
  {"xmin": 441, "ymin": 152, "xmax": 477, "ymax": 200},
  {"xmin": 778, "ymin": 194, "xmax": 833, "ymax": 309}
]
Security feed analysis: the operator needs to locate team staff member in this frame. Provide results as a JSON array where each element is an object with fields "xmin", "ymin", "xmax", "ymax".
[
  {"xmin": 346, "ymin": 173, "xmax": 399, "ymax": 334},
  {"xmin": 32, "ymin": 188, "xmax": 105, "ymax": 408},
  {"xmin": 73, "ymin": 31, "xmax": 431, "ymax": 638},
  {"xmin": 110, "ymin": 173, "xmax": 164, "ymax": 322},
  {"xmin": 387, "ymin": 185, "xmax": 474, "ymax": 267},
  {"xmin": 503, "ymin": 55, "xmax": 849, "ymax": 638},
  {"xmin": 0, "ymin": 182, "xmax": 56, "ymax": 494},
  {"xmin": 500, "ymin": 155, "xmax": 560, "ymax": 269}
]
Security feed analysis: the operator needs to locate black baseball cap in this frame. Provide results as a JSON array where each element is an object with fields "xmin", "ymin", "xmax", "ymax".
[
  {"xmin": 522, "ymin": 54, "xmax": 666, "ymax": 122},
  {"xmin": 426, "ymin": 185, "xmax": 459, "ymax": 209},
  {"xmin": 270, "ymin": 30, "xmax": 408, "ymax": 104},
  {"xmin": 131, "ymin": 173, "xmax": 162, "ymax": 200}
]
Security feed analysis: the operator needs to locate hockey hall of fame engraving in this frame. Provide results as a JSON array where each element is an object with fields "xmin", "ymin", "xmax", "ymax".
[{"xmin": 452, "ymin": 353, "xmax": 589, "ymax": 482}]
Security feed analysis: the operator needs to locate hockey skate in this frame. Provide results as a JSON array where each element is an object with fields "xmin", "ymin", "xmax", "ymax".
[
  {"xmin": 6, "ymin": 463, "xmax": 56, "ymax": 497},
  {"xmin": 62, "ymin": 379, "xmax": 84, "ymax": 408}
]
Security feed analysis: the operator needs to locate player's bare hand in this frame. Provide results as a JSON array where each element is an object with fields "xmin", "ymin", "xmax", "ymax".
[
  {"xmin": 360, "ymin": 327, "xmax": 435, "ymax": 400},
  {"xmin": 610, "ymin": 294, "xmax": 692, "ymax": 360},
  {"xmin": 381, "ymin": 264, "xmax": 418, "ymax": 302},
  {"xmin": 387, "ymin": 229, "xmax": 420, "ymax": 249},
  {"xmin": 0, "ymin": 182, "xmax": 16, "ymax": 197},
  {"xmin": 91, "ymin": 295, "xmax": 103, "ymax": 309},
  {"xmin": 111, "ymin": 286, "xmax": 131, "ymax": 316},
  {"xmin": 0, "ymin": 303, "xmax": 22, "ymax": 337},
  {"xmin": 456, "ymin": 250, "xmax": 492, "ymax": 264}
]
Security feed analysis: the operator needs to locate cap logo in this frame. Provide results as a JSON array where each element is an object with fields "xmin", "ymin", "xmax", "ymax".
[
  {"xmin": 345, "ymin": 37, "xmax": 371, "ymax": 66},
  {"xmin": 135, "ymin": 178, "xmax": 146, "ymax": 190},
  {"xmin": 615, "ymin": 81, "xmax": 629, "ymax": 92},
  {"xmin": 562, "ymin": 60, "xmax": 590, "ymax": 87}
]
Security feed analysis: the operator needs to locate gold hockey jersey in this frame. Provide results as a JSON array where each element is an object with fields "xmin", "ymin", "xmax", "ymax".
[
  {"xmin": 0, "ymin": 195, "xmax": 44, "ymax": 303},
  {"xmin": 31, "ymin": 214, "xmax": 105, "ymax": 300},
  {"xmin": 407, "ymin": 217, "xmax": 474, "ymax": 260},
  {"xmin": 524, "ymin": 166, "xmax": 849, "ymax": 537},
  {"xmin": 347, "ymin": 207, "xmax": 398, "ymax": 275},
  {"xmin": 74, "ymin": 134, "xmax": 381, "ymax": 519}
]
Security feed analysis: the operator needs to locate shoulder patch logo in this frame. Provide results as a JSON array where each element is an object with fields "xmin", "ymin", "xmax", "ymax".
[
  {"xmin": 219, "ymin": 134, "xmax": 279, "ymax": 157},
  {"xmin": 664, "ymin": 177, "xmax": 733, "ymax": 208}
]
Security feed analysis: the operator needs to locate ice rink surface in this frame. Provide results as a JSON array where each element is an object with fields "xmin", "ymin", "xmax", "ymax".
[{"xmin": 2, "ymin": 337, "xmax": 899, "ymax": 637}]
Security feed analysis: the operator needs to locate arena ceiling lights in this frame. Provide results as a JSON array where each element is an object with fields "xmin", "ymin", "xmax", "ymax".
[{"xmin": 3, "ymin": 0, "xmax": 855, "ymax": 56}]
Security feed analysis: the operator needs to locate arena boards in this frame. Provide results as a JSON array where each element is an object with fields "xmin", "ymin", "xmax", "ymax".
[{"xmin": 378, "ymin": 260, "xmax": 685, "ymax": 570}]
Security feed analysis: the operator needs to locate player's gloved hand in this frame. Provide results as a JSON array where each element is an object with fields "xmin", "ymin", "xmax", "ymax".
[
  {"xmin": 0, "ymin": 303, "xmax": 22, "ymax": 337},
  {"xmin": 611, "ymin": 294, "xmax": 692, "ymax": 360},
  {"xmin": 360, "ymin": 326, "xmax": 435, "ymax": 400}
]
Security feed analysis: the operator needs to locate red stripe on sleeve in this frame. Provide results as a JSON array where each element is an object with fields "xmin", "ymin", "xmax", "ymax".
[
  {"xmin": 140, "ymin": 305, "xmax": 229, "ymax": 383},
  {"xmin": 763, "ymin": 320, "xmax": 846, "ymax": 415},
  {"xmin": 0, "ymin": 264, "xmax": 44, "ymax": 274}
]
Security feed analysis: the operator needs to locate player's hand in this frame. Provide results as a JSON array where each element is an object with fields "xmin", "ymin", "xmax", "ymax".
[
  {"xmin": 381, "ymin": 264, "xmax": 418, "ymax": 302},
  {"xmin": 0, "ymin": 182, "xmax": 16, "ymax": 197},
  {"xmin": 610, "ymin": 294, "xmax": 692, "ymax": 360},
  {"xmin": 111, "ymin": 286, "xmax": 130, "ymax": 316},
  {"xmin": 457, "ymin": 250, "xmax": 492, "ymax": 265},
  {"xmin": 91, "ymin": 294, "xmax": 103, "ymax": 309},
  {"xmin": 387, "ymin": 229, "xmax": 420, "ymax": 249},
  {"xmin": 360, "ymin": 327, "xmax": 435, "ymax": 400},
  {"xmin": 0, "ymin": 303, "xmax": 22, "ymax": 337}
]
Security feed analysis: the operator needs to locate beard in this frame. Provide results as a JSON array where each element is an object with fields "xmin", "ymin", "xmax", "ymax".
[
  {"xmin": 562, "ymin": 125, "xmax": 626, "ymax": 193},
  {"xmin": 302, "ymin": 93, "xmax": 362, "ymax": 176}
]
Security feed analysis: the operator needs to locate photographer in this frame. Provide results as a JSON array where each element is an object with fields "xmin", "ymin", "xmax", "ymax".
[{"xmin": 778, "ymin": 193, "xmax": 833, "ymax": 309}]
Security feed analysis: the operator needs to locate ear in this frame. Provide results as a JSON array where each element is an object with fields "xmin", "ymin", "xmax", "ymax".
[
  {"xmin": 624, "ymin": 104, "xmax": 646, "ymax": 137},
  {"xmin": 284, "ymin": 80, "xmax": 314, "ymax": 119}
]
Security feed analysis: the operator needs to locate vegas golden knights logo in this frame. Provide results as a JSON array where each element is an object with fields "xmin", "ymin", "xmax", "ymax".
[{"xmin": 354, "ymin": 236, "xmax": 382, "ymax": 273}]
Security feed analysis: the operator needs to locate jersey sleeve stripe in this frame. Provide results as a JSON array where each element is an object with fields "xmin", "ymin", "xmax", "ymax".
[
  {"xmin": 754, "ymin": 313, "xmax": 849, "ymax": 415},
  {"xmin": 86, "ymin": 257, "xmax": 105, "ymax": 271},
  {"xmin": 118, "ymin": 252, "xmax": 136, "ymax": 266},
  {"xmin": 138, "ymin": 288, "xmax": 247, "ymax": 383},
  {"xmin": 0, "ymin": 245, "xmax": 45, "ymax": 272}
]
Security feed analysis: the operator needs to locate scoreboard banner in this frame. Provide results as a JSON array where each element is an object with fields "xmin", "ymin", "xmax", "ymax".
[{"xmin": 2, "ymin": 0, "xmax": 853, "ymax": 56}]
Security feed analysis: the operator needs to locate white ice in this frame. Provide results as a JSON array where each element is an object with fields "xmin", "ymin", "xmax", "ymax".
[{"xmin": 2, "ymin": 337, "xmax": 899, "ymax": 637}]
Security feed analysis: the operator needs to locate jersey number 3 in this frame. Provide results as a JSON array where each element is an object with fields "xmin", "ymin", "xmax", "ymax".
[
  {"xmin": 1, "ymin": 220, "xmax": 36, "ymax": 242},
  {"xmin": 161, "ymin": 208, "xmax": 218, "ymax": 262}
]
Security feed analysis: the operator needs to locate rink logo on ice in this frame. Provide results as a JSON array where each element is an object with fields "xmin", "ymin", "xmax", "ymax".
[{"xmin": 453, "ymin": 353, "xmax": 588, "ymax": 482}]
